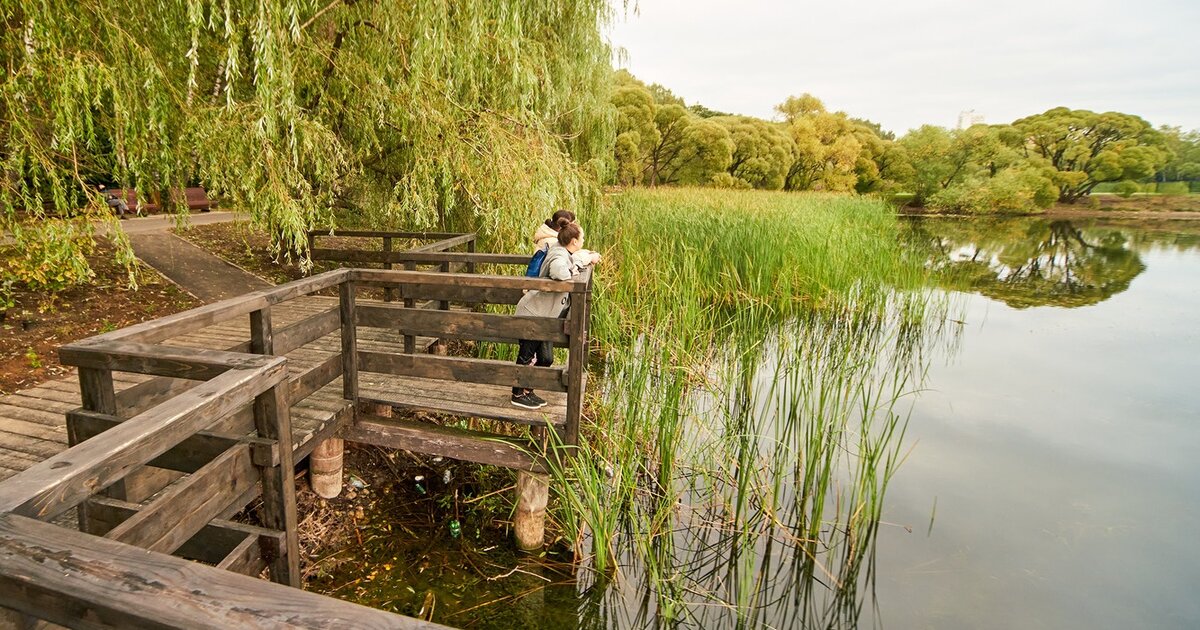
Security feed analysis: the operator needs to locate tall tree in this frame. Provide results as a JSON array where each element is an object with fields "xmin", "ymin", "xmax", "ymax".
[
  {"xmin": 1013, "ymin": 107, "xmax": 1169, "ymax": 202},
  {"xmin": 1, "ymin": 0, "xmax": 616, "ymax": 288}
]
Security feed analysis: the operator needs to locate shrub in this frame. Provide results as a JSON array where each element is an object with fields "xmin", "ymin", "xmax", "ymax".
[
  {"xmin": 1156, "ymin": 181, "xmax": 1190, "ymax": 196},
  {"xmin": 1, "ymin": 219, "xmax": 95, "ymax": 293},
  {"xmin": 1114, "ymin": 180, "xmax": 1141, "ymax": 198},
  {"xmin": 929, "ymin": 168, "xmax": 1056, "ymax": 214},
  {"xmin": 709, "ymin": 172, "xmax": 752, "ymax": 190}
]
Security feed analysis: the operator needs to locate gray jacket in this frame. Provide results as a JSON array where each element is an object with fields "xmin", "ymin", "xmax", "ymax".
[{"xmin": 516, "ymin": 245, "xmax": 583, "ymax": 318}]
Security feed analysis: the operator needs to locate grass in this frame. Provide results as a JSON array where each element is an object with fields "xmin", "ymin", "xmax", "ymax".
[{"xmin": 534, "ymin": 188, "xmax": 951, "ymax": 627}]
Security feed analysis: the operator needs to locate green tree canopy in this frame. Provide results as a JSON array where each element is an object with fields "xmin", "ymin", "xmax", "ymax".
[
  {"xmin": 715, "ymin": 116, "xmax": 792, "ymax": 190},
  {"xmin": 1013, "ymin": 107, "xmax": 1169, "ymax": 202},
  {"xmin": 1, "ymin": 0, "xmax": 616, "ymax": 288}
]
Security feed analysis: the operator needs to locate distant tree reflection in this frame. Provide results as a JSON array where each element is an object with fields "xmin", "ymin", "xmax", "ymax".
[{"xmin": 907, "ymin": 218, "xmax": 1146, "ymax": 308}]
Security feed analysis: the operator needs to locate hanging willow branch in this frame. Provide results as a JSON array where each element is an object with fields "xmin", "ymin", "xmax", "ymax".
[{"xmin": 0, "ymin": 0, "xmax": 617, "ymax": 289}]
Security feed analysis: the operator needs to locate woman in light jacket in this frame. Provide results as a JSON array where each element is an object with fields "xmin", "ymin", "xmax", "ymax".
[{"xmin": 511, "ymin": 218, "xmax": 599, "ymax": 409}]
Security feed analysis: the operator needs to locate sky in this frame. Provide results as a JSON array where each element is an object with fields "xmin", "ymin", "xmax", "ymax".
[{"xmin": 605, "ymin": 0, "xmax": 1200, "ymax": 136}]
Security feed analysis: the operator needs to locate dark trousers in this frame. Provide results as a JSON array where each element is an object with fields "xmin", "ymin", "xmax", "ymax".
[{"xmin": 512, "ymin": 340, "xmax": 553, "ymax": 396}]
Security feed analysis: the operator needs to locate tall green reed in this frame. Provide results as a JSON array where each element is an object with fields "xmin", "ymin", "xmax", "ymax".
[{"xmin": 539, "ymin": 188, "xmax": 954, "ymax": 627}]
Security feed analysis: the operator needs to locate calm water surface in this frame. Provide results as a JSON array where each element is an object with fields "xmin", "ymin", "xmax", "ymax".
[{"xmin": 875, "ymin": 218, "xmax": 1200, "ymax": 629}]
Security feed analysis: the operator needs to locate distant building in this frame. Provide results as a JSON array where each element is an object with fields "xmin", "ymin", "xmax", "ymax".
[{"xmin": 957, "ymin": 110, "xmax": 986, "ymax": 129}]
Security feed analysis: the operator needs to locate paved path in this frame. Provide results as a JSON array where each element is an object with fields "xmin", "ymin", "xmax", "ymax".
[{"xmin": 128, "ymin": 232, "xmax": 270, "ymax": 302}]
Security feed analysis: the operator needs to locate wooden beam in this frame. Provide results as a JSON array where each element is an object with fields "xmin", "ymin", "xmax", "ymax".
[
  {"xmin": 0, "ymin": 514, "xmax": 445, "ymax": 629},
  {"xmin": 412, "ymin": 233, "xmax": 475, "ymax": 252},
  {"xmin": 0, "ymin": 360, "xmax": 287, "ymax": 520},
  {"xmin": 273, "ymin": 305, "xmax": 340, "ymax": 356},
  {"xmin": 356, "ymin": 304, "xmax": 568, "ymax": 345},
  {"xmin": 103, "ymin": 444, "xmax": 258, "ymax": 554},
  {"xmin": 66, "ymin": 409, "xmax": 276, "ymax": 474},
  {"xmin": 357, "ymin": 351, "xmax": 568, "ymax": 392},
  {"xmin": 61, "ymin": 341, "xmax": 281, "ymax": 380},
  {"xmin": 75, "ymin": 269, "xmax": 349, "ymax": 345},
  {"xmin": 309, "ymin": 229, "xmax": 460, "ymax": 239},
  {"xmin": 352, "ymin": 268, "xmax": 588, "ymax": 293},
  {"xmin": 341, "ymin": 415, "xmax": 546, "ymax": 473},
  {"xmin": 288, "ymin": 353, "xmax": 344, "ymax": 404},
  {"xmin": 83, "ymin": 497, "xmax": 283, "ymax": 568}
]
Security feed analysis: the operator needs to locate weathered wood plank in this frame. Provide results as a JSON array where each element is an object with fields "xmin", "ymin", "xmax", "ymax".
[
  {"xmin": 352, "ymin": 268, "xmax": 588, "ymax": 293},
  {"xmin": 358, "ymin": 351, "xmax": 568, "ymax": 392},
  {"xmin": 0, "ymin": 360, "xmax": 287, "ymax": 520},
  {"xmin": 215, "ymin": 533, "xmax": 267, "ymax": 576},
  {"xmin": 289, "ymin": 353, "xmax": 344, "ymax": 404},
  {"xmin": 341, "ymin": 415, "xmax": 546, "ymax": 473},
  {"xmin": 358, "ymin": 393, "xmax": 564, "ymax": 429},
  {"xmin": 114, "ymin": 377, "xmax": 198, "ymax": 417},
  {"xmin": 0, "ymin": 514, "xmax": 446, "ymax": 629},
  {"xmin": 61, "ymin": 341, "xmax": 280, "ymax": 381},
  {"xmin": 104, "ymin": 444, "xmax": 258, "ymax": 554},
  {"xmin": 273, "ymin": 306, "xmax": 340, "ymax": 356},
  {"xmin": 310, "ymin": 229, "xmax": 459, "ymax": 239},
  {"xmin": 356, "ymin": 303, "xmax": 568, "ymax": 345},
  {"xmin": 77, "ymin": 269, "xmax": 348, "ymax": 345},
  {"xmin": 83, "ymin": 497, "xmax": 282, "ymax": 565},
  {"xmin": 412, "ymin": 233, "xmax": 475, "ymax": 252},
  {"xmin": 66, "ymin": 409, "xmax": 275, "ymax": 474},
  {"xmin": 309, "ymin": 249, "xmax": 525, "ymax": 266}
]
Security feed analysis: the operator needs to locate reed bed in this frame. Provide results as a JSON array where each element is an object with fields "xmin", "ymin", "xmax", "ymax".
[{"xmin": 538, "ymin": 188, "xmax": 953, "ymax": 627}]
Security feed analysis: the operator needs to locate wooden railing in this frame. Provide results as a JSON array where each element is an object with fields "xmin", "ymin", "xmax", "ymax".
[{"xmin": 0, "ymin": 239, "xmax": 593, "ymax": 628}]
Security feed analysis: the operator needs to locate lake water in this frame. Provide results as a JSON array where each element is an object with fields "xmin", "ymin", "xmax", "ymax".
[{"xmin": 875, "ymin": 217, "xmax": 1200, "ymax": 629}]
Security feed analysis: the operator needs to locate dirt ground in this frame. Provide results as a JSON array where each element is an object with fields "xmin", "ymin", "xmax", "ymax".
[
  {"xmin": 0, "ymin": 242, "xmax": 199, "ymax": 394},
  {"xmin": 173, "ymin": 221, "xmax": 311, "ymax": 285}
]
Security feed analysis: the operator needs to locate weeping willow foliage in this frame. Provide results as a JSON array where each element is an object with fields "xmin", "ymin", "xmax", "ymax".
[{"xmin": 0, "ymin": 0, "xmax": 616, "ymax": 284}]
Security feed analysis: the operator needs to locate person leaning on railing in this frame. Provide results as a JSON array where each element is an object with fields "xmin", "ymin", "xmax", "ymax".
[{"xmin": 511, "ymin": 217, "xmax": 601, "ymax": 410}]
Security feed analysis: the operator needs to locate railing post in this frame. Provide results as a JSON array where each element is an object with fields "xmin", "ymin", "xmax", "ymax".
[
  {"xmin": 248, "ymin": 307, "xmax": 299, "ymax": 586},
  {"xmin": 563, "ymin": 284, "xmax": 591, "ymax": 448},
  {"xmin": 339, "ymin": 280, "xmax": 358, "ymax": 404},
  {"xmin": 252, "ymin": 383, "xmax": 300, "ymax": 587},
  {"xmin": 250, "ymin": 307, "xmax": 273, "ymax": 355},
  {"xmin": 466, "ymin": 235, "xmax": 476, "ymax": 274},
  {"xmin": 382, "ymin": 236, "xmax": 395, "ymax": 303},
  {"xmin": 403, "ymin": 259, "xmax": 417, "ymax": 354}
]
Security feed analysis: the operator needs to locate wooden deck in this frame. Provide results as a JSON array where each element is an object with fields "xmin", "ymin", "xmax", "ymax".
[
  {"xmin": 0, "ymin": 232, "xmax": 592, "ymax": 628},
  {"xmin": 0, "ymin": 295, "xmax": 444, "ymax": 482},
  {"xmin": 0, "ymin": 294, "xmax": 575, "ymax": 483}
]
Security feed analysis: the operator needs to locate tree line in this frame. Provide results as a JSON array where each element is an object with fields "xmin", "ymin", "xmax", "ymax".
[{"xmin": 610, "ymin": 72, "xmax": 1199, "ymax": 213}]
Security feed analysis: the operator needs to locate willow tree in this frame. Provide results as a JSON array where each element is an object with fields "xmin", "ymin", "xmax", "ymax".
[{"xmin": 0, "ymin": 0, "xmax": 616, "ymax": 288}]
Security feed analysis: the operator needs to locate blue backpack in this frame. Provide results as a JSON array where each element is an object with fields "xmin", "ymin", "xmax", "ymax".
[{"xmin": 525, "ymin": 247, "xmax": 548, "ymax": 277}]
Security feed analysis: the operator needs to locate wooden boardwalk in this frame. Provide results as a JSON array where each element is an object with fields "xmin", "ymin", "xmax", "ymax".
[
  {"xmin": 0, "ymin": 231, "xmax": 590, "ymax": 628},
  {"xmin": 0, "ymin": 295, "xmax": 495, "ymax": 482}
]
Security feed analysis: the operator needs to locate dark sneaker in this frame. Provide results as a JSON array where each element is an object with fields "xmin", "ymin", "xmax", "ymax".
[
  {"xmin": 511, "ymin": 392, "xmax": 543, "ymax": 410},
  {"xmin": 525, "ymin": 392, "xmax": 548, "ymax": 409}
]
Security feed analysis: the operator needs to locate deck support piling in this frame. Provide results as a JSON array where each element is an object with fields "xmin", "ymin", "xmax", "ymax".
[
  {"xmin": 309, "ymin": 437, "xmax": 344, "ymax": 499},
  {"xmin": 514, "ymin": 470, "xmax": 549, "ymax": 550}
]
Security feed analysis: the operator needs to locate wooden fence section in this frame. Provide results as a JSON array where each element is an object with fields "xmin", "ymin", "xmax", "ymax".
[{"xmin": 0, "ymin": 234, "xmax": 594, "ymax": 628}]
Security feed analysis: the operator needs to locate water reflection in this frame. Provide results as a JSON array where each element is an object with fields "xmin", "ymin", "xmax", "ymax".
[{"xmin": 905, "ymin": 218, "xmax": 1156, "ymax": 308}]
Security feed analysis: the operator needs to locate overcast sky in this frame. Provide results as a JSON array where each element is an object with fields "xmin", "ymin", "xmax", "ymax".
[{"xmin": 605, "ymin": 0, "xmax": 1200, "ymax": 136}]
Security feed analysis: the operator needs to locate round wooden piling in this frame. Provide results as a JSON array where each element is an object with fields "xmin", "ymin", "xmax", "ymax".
[
  {"xmin": 514, "ymin": 470, "xmax": 549, "ymax": 550},
  {"xmin": 309, "ymin": 437, "xmax": 344, "ymax": 499}
]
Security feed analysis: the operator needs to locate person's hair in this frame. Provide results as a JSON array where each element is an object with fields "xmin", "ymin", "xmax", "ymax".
[
  {"xmin": 556, "ymin": 217, "xmax": 582, "ymax": 246},
  {"xmin": 545, "ymin": 209, "xmax": 576, "ymax": 229}
]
